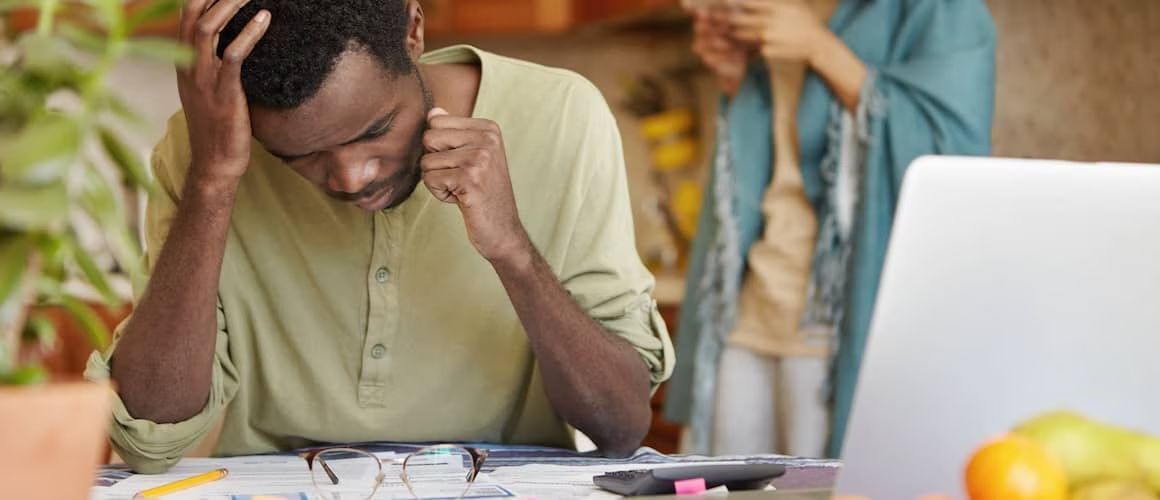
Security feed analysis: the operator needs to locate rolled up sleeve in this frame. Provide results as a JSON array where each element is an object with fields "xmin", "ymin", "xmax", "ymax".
[
  {"xmin": 84, "ymin": 310, "xmax": 236, "ymax": 473},
  {"xmin": 556, "ymin": 81, "xmax": 676, "ymax": 388}
]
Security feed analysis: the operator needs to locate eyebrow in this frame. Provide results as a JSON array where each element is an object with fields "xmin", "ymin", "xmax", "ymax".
[{"xmin": 269, "ymin": 107, "xmax": 399, "ymax": 160}]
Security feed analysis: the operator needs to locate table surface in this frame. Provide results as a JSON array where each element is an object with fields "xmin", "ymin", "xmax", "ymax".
[{"xmin": 95, "ymin": 443, "xmax": 841, "ymax": 498}]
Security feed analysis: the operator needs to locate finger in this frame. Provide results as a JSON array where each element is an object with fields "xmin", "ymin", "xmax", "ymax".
[
  {"xmin": 194, "ymin": 0, "xmax": 252, "ymax": 72},
  {"xmin": 706, "ymin": 36, "xmax": 737, "ymax": 51},
  {"xmin": 218, "ymin": 9, "xmax": 270, "ymax": 89},
  {"xmin": 692, "ymin": 15, "xmax": 710, "ymax": 36},
  {"xmin": 422, "ymin": 168, "xmax": 468, "ymax": 204},
  {"xmin": 179, "ymin": 0, "xmax": 214, "ymax": 45},
  {"xmin": 728, "ymin": 11, "xmax": 771, "ymax": 30},
  {"xmin": 707, "ymin": 8, "xmax": 733, "ymax": 28},
  {"xmin": 423, "ymin": 128, "xmax": 484, "ymax": 153},
  {"xmin": 734, "ymin": 0, "xmax": 779, "ymax": 12},
  {"xmin": 760, "ymin": 46, "xmax": 798, "ymax": 61},
  {"xmin": 420, "ymin": 149, "xmax": 466, "ymax": 173},
  {"xmin": 732, "ymin": 28, "xmax": 765, "ymax": 44},
  {"xmin": 708, "ymin": 17, "xmax": 736, "ymax": 36},
  {"xmin": 707, "ymin": 58, "xmax": 746, "ymax": 77},
  {"xmin": 427, "ymin": 109, "xmax": 498, "ymax": 133},
  {"xmin": 422, "ymin": 147, "xmax": 494, "ymax": 174}
]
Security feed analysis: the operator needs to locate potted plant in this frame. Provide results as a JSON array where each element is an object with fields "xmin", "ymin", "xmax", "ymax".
[{"xmin": 0, "ymin": 0, "xmax": 188, "ymax": 498}]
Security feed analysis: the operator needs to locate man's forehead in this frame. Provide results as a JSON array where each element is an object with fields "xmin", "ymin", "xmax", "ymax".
[
  {"xmin": 293, "ymin": 49, "xmax": 401, "ymax": 120},
  {"xmin": 250, "ymin": 50, "xmax": 411, "ymax": 154}
]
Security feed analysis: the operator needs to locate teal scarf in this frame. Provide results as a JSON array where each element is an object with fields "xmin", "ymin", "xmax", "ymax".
[{"xmin": 664, "ymin": 0, "xmax": 997, "ymax": 457}]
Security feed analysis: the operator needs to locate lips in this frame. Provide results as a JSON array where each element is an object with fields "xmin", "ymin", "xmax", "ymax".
[{"xmin": 353, "ymin": 183, "xmax": 392, "ymax": 211}]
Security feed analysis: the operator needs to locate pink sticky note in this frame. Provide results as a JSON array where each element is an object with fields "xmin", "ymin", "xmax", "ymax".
[{"xmin": 674, "ymin": 477, "xmax": 707, "ymax": 495}]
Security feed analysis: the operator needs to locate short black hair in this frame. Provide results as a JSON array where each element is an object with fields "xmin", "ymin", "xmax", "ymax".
[{"xmin": 218, "ymin": 0, "xmax": 412, "ymax": 110}]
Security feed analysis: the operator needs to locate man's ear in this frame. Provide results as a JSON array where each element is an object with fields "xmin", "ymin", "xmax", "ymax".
[{"xmin": 406, "ymin": 0, "xmax": 425, "ymax": 61}]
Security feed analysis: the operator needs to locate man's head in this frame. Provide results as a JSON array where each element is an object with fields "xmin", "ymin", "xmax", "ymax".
[{"xmin": 218, "ymin": 0, "xmax": 432, "ymax": 211}]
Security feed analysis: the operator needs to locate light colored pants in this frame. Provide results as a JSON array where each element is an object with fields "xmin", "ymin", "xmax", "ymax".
[{"xmin": 711, "ymin": 345, "xmax": 829, "ymax": 457}]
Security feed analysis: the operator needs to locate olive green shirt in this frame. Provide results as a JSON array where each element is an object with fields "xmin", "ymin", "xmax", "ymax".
[{"xmin": 86, "ymin": 45, "xmax": 675, "ymax": 473}]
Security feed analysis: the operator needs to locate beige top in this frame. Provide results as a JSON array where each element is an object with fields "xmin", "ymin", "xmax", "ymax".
[
  {"xmin": 86, "ymin": 45, "xmax": 675, "ymax": 473},
  {"xmin": 728, "ymin": 0, "xmax": 839, "ymax": 358}
]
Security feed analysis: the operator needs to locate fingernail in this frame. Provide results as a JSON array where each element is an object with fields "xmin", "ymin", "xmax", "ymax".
[
  {"xmin": 256, "ymin": 10, "xmax": 269, "ymax": 23},
  {"xmin": 428, "ymin": 107, "xmax": 449, "ymax": 119}
]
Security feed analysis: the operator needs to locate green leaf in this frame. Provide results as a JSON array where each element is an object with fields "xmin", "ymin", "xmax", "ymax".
[
  {"xmin": 80, "ymin": 160, "xmax": 124, "ymax": 223},
  {"xmin": 0, "ymin": 233, "xmax": 31, "ymax": 307},
  {"xmin": 98, "ymin": 126, "xmax": 152, "ymax": 189},
  {"xmin": 57, "ymin": 23, "xmax": 107, "ymax": 54},
  {"xmin": 69, "ymin": 234, "xmax": 117, "ymax": 305},
  {"xmin": 78, "ymin": 167, "xmax": 144, "ymax": 280},
  {"xmin": 86, "ymin": 0, "xmax": 124, "ymax": 36},
  {"xmin": 123, "ymin": 38, "xmax": 193, "ymax": 66},
  {"xmin": 33, "ymin": 233, "xmax": 68, "ymax": 285},
  {"xmin": 0, "ymin": 113, "xmax": 81, "ymax": 184},
  {"xmin": 59, "ymin": 295, "xmax": 109, "ymax": 350},
  {"xmin": 126, "ymin": 0, "xmax": 181, "ymax": 30},
  {"xmin": 105, "ymin": 220, "xmax": 143, "ymax": 280},
  {"xmin": 0, "ymin": 182, "xmax": 70, "ymax": 231},
  {"xmin": 0, "ymin": 366, "xmax": 47, "ymax": 385},
  {"xmin": 0, "ymin": 75, "xmax": 42, "ymax": 129},
  {"xmin": 99, "ymin": 93, "xmax": 145, "ymax": 127},
  {"xmin": 22, "ymin": 312, "xmax": 57, "ymax": 352},
  {"xmin": 16, "ymin": 34, "xmax": 79, "ymax": 85}
]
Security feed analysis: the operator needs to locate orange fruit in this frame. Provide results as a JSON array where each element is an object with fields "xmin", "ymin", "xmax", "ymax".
[{"xmin": 965, "ymin": 434, "xmax": 1068, "ymax": 500}]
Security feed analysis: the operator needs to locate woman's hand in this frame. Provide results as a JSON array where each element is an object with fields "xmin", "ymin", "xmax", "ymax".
[
  {"xmin": 728, "ymin": 0, "xmax": 868, "ymax": 112},
  {"xmin": 727, "ymin": 0, "xmax": 830, "ymax": 64},
  {"xmin": 689, "ymin": 5, "xmax": 750, "ymax": 97}
]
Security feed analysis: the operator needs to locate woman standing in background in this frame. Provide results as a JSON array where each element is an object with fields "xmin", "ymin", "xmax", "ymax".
[{"xmin": 665, "ymin": 0, "xmax": 996, "ymax": 457}]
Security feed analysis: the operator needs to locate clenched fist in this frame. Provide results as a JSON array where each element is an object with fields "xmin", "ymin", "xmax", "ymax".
[{"xmin": 421, "ymin": 108, "xmax": 532, "ymax": 265}]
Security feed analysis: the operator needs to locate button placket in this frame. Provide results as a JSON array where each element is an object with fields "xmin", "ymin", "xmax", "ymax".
[{"xmin": 357, "ymin": 212, "xmax": 392, "ymax": 407}]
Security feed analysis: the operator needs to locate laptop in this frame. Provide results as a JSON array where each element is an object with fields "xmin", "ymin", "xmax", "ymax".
[{"xmin": 834, "ymin": 156, "xmax": 1160, "ymax": 498}]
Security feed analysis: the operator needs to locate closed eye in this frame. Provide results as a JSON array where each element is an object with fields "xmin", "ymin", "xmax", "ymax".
[
  {"xmin": 357, "ymin": 115, "xmax": 396, "ymax": 142},
  {"xmin": 270, "ymin": 109, "xmax": 398, "ymax": 164},
  {"xmin": 278, "ymin": 152, "xmax": 312, "ymax": 163}
]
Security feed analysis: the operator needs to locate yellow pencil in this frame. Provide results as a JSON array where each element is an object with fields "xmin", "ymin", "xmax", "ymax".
[{"xmin": 133, "ymin": 468, "xmax": 229, "ymax": 499}]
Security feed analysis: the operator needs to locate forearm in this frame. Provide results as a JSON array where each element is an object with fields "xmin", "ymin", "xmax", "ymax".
[
  {"xmin": 491, "ymin": 239, "xmax": 653, "ymax": 457},
  {"xmin": 810, "ymin": 30, "xmax": 868, "ymax": 113},
  {"xmin": 110, "ymin": 174, "xmax": 238, "ymax": 424}
]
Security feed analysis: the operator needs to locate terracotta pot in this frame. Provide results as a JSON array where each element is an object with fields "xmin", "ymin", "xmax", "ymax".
[{"xmin": 0, "ymin": 380, "xmax": 110, "ymax": 500}]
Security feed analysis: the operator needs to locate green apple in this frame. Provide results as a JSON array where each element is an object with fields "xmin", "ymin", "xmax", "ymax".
[
  {"xmin": 1013, "ymin": 411, "xmax": 1160, "ymax": 492},
  {"xmin": 1071, "ymin": 479, "xmax": 1158, "ymax": 500}
]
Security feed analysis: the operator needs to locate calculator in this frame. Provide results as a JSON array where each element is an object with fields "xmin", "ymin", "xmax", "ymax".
[{"xmin": 592, "ymin": 463, "xmax": 786, "ymax": 496}]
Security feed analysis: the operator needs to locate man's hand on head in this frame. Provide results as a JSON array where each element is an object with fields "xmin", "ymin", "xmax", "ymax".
[
  {"xmin": 421, "ymin": 108, "xmax": 535, "ymax": 268},
  {"xmin": 177, "ymin": 0, "xmax": 270, "ymax": 188}
]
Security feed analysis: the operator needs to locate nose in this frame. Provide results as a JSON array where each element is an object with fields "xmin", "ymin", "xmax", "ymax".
[{"xmin": 325, "ymin": 151, "xmax": 379, "ymax": 195}]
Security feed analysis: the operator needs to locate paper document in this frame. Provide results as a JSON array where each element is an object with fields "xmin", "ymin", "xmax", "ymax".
[{"xmin": 91, "ymin": 453, "xmax": 513, "ymax": 500}]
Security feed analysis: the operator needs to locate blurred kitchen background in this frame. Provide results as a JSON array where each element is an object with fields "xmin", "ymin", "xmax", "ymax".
[{"xmin": 3, "ymin": 0, "xmax": 1158, "ymax": 454}]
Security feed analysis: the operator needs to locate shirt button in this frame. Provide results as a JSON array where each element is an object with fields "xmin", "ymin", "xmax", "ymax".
[
  {"xmin": 375, "ymin": 267, "xmax": 390, "ymax": 283},
  {"xmin": 370, "ymin": 344, "xmax": 387, "ymax": 359}
]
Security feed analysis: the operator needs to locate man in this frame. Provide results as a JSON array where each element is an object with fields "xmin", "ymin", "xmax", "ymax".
[{"xmin": 86, "ymin": 0, "xmax": 673, "ymax": 473}]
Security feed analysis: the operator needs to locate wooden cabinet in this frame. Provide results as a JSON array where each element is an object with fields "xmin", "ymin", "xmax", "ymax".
[
  {"xmin": 574, "ymin": 0, "xmax": 681, "ymax": 25},
  {"xmin": 5, "ymin": 0, "xmax": 681, "ymax": 38},
  {"xmin": 425, "ymin": 0, "xmax": 573, "ymax": 36},
  {"xmin": 426, "ymin": 0, "xmax": 680, "ymax": 36}
]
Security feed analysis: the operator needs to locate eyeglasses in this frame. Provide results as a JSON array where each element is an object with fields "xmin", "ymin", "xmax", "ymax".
[{"xmin": 301, "ymin": 444, "xmax": 489, "ymax": 499}]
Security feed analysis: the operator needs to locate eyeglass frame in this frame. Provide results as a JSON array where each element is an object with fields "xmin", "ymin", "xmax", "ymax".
[{"xmin": 300, "ymin": 444, "xmax": 490, "ymax": 499}]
